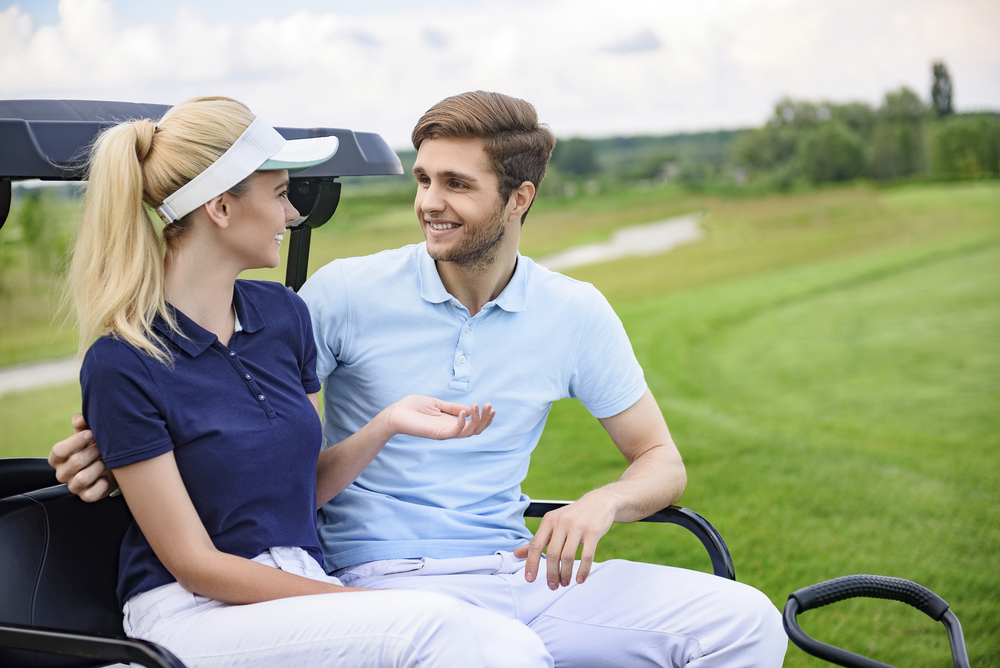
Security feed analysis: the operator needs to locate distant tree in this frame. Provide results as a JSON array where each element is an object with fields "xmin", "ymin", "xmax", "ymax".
[
  {"xmin": 881, "ymin": 87, "xmax": 929, "ymax": 121},
  {"xmin": 830, "ymin": 102, "xmax": 877, "ymax": 141},
  {"xmin": 929, "ymin": 115, "xmax": 1000, "ymax": 179},
  {"xmin": 768, "ymin": 98, "xmax": 825, "ymax": 129},
  {"xmin": 731, "ymin": 125, "xmax": 798, "ymax": 172},
  {"xmin": 551, "ymin": 137, "xmax": 598, "ymax": 176},
  {"xmin": 797, "ymin": 121, "xmax": 868, "ymax": 184},
  {"xmin": 870, "ymin": 87, "xmax": 929, "ymax": 179},
  {"xmin": 12, "ymin": 188, "xmax": 74, "ymax": 284},
  {"xmin": 931, "ymin": 61, "xmax": 953, "ymax": 118},
  {"xmin": 0, "ymin": 232, "xmax": 16, "ymax": 298},
  {"xmin": 626, "ymin": 150, "xmax": 679, "ymax": 181}
]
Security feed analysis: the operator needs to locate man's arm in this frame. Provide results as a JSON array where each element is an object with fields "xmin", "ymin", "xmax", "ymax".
[
  {"xmin": 514, "ymin": 389, "xmax": 686, "ymax": 589},
  {"xmin": 48, "ymin": 413, "xmax": 117, "ymax": 502}
]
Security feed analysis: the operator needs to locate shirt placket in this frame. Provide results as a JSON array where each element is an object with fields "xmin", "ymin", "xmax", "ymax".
[
  {"xmin": 448, "ymin": 301, "xmax": 494, "ymax": 392},
  {"xmin": 215, "ymin": 341, "xmax": 277, "ymax": 419}
]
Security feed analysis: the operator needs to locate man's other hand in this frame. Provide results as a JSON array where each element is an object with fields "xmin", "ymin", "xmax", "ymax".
[
  {"xmin": 48, "ymin": 413, "xmax": 116, "ymax": 502},
  {"xmin": 513, "ymin": 494, "xmax": 616, "ymax": 589}
]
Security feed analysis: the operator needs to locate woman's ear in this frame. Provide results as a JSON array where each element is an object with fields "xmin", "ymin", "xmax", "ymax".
[{"xmin": 203, "ymin": 194, "xmax": 230, "ymax": 229}]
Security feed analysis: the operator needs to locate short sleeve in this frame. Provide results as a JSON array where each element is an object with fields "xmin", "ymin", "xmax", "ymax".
[
  {"xmin": 285, "ymin": 286, "xmax": 321, "ymax": 394},
  {"xmin": 568, "ymin": 286, "xmax": 647, "ymax": 419},
  {"xmin": 298, "ymin": 261, "xmax": 350, "ymax": 385},
  {"xmin": 81, "ymin": 338, "xmax": 175, "ymax": 470}
]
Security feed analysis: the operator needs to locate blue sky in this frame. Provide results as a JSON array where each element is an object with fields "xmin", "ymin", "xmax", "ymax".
[{"xmin": 3, "ymin": 0, "xmax": 998, "ymax": 149}]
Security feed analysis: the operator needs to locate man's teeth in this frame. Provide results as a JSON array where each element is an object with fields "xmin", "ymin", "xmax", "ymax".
[
  {"xmin": 275, "ymin": 233, "xmax": 284, "ymax": 241},
  {"xmin": 429, "ymin": 222, "xmax": 457, "ymax": 230}
]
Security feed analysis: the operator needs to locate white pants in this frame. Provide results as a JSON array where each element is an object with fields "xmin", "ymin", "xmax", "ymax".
[
  {"xmin": 335, "ymin": 552, "xmax": 787, "ymax": 668},
  {"xmin": 122, "ymin": 547, "xmax": 552, "ymax": 668}
]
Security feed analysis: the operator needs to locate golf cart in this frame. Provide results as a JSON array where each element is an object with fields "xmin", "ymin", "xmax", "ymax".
[{"xmin": 0, "ymin": 99, "xmax": 735, "ymax": 668}]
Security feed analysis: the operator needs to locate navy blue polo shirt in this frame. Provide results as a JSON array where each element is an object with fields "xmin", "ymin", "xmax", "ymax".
[{"xmin": 81, "ymin": 280, "xmax": 323, "ymax": 606}]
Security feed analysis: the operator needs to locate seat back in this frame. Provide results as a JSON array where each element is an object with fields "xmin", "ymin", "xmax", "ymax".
[
  {"xmin": 0, "ymin": 457, "xmax": 59, "ymax": 498},
  {"xmin": 0, "ymin": 484, "xmax": 132, "ymax": 668}
]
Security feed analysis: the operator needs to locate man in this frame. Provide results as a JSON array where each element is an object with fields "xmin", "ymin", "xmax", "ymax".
[{"xmin": 52, "ymin": 91, "xmax": 786, "ymax": 667}]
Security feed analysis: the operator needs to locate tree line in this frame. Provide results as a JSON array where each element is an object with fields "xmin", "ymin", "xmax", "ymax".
[{"xmin": 544, "ymin": 61, "xmax": 1000, "ymax": 192}]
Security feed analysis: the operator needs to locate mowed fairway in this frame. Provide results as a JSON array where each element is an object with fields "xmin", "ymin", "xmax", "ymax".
[
  {"xmin": 525, "ymin": 183, "xmax": 999, "ymax": 666},
  {"xmin": 1, "ymin": 182, "xmax": 997, "ymax": 666}
]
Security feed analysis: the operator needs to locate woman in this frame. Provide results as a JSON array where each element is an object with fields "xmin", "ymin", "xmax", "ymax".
[{"xmin": 68, "ymin": 96, "xmax": 551, "ymax": 668}]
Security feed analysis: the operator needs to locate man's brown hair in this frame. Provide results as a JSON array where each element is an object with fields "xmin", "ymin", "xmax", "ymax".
[{"xmin": 412, "ymin": 91, "xmax": 556, "ymax": 222}]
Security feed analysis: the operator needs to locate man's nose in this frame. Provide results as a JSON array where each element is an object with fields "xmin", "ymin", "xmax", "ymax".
[{"xmin": 419, "ymin": 182, "xmax": 446, "ymax": 213}]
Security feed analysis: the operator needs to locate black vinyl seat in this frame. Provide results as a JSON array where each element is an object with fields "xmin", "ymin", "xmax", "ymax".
[
  {"xmin": 0, "ymin": 483, "xmax": 186, "ymax": 668},
  {"xmin": 0, "ymin": 457, "xmax": 58, "ymax": 498}
]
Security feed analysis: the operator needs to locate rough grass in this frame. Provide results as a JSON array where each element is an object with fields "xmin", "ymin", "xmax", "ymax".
[{"xmin": 1, "ymin": 181, "xmax": 997, "ymax": 665}]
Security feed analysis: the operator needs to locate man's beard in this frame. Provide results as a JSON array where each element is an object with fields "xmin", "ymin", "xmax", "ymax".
[{"xmin": 426, "ymin": 200, "xmax": 507, "ymax": 272}]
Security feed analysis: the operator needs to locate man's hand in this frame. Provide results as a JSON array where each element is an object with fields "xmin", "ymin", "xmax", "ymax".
[
  {"xmin": 48, "ymin": 413, "xmax": 116, "ymax": 502},
  {"xmin": 515, "ymin": 389, "xmax": 687, "ymax": 589},
  {"xmin": 514, "ymin": 493, "xmax": 616, "ymax": 589}
]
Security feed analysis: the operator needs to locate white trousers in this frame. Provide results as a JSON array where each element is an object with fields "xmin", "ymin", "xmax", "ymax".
[
  {"xmin": 335, "ymin": 552, "xmax": 787, "ymax": 668},
  {"xmin": 121, "ymin": 547, "xmax": 552, "ymax": 668}
]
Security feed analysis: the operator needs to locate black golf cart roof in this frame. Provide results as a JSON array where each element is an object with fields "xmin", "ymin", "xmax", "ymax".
[{"xmin": 0, "ymin": 99, "xmax": 405, "ymax": 289}]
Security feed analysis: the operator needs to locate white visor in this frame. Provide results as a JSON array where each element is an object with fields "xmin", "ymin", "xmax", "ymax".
[{"xmin": 156, "ymin": 117, "xmax": 339, "ymax": 224}]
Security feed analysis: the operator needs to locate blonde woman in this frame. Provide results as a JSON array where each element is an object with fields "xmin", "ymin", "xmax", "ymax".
[{"xmin": 69, "ymin": 96, "xmax": 551, "ymax": 668}]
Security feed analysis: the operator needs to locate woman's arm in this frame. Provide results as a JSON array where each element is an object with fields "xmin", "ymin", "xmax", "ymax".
[
  {"xmin": 313, "ymin": 394, "xmax": 494, "ymax": 507},
  {"xmin": 115, "ymin": 451, "xmax": 366, "ymax": 604}
]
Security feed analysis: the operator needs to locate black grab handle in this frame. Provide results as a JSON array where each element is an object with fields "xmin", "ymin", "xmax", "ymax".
[
  {"xmin": 783, "ymin": 575, "xmax": 971, "ymax": 668},
  {"xmin": 790, "ymin": 574, "xmax": 950, "ymax": 620}
]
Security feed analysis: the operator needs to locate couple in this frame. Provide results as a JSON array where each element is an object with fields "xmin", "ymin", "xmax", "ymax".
[{"xmin": 52, "ymin": 91, "xmax": 786, "ymax": 667}]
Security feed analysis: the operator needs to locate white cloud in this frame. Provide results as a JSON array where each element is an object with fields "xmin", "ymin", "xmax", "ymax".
[{"xmin": 0, "ymin": 0, "xmax": 997, "ymax": 149}]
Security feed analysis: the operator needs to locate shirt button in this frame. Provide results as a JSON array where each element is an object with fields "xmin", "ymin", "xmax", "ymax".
[
  {"xmin": 245, "ymin": 374, "xmax": 251, "ymax": 380},
  {"xmin": 229, "ymin": 351, "xmax": 236, "ymax": 357},
  {"xmin": 464, "ymin": 325, "xmax": 471, "ymax": 333},
  {"xmin": 459, "ymin": 355, "xmax": 466, "ymax": 364},
  {"xmin": 258, "ymin": 394, "xmax": 265, "ymax": 401}
]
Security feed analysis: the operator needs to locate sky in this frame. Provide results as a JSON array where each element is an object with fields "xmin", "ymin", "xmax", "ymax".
[{"xmin": 1, "ymin": 0, "xmax": 998, "ymax": 150}]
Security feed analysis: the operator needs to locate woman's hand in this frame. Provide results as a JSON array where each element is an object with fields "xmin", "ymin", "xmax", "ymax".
[
  {"xmin": 315, "ymin": 397, "xmax": 495, "ymax": 506},
  {"xmin": 385, "ymin": 396, "xmax": 495, "ymax": 440}
]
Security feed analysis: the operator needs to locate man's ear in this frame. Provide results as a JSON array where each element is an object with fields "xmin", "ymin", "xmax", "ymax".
[
  {"xmin": 203, "ymin": 194, "xmax": 230, "ymax": 229},
  {"xmin": 508, "ymin": 181, "xmax": 536, "ymax": 220}
]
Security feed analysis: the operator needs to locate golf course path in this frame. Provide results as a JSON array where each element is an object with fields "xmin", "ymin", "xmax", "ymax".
[
  {"xmin": 535, "ymin": 212, "xmax": 703, "ymax": 271},
  {"xmin": 0, "ymin": 356, "xmax": 80, "ymax": 397}
]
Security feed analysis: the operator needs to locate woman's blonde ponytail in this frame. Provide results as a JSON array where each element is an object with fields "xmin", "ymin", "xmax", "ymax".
[
  {"xmin": 70, "ymin": 120, "xmax": 171, "ymax": 362},
  {"xmin": 68, "ymin": 97, "xmax": 255, "ymax": 363}
]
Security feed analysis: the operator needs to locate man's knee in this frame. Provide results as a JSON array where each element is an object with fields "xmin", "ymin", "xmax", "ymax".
[
  {"xmin": 408, "ymin": 590, "xmax": 552, "ymax": 668},
  {"xmin": 556, "ymin": 560, "xmax": 787, "ymax": 665},
  {"xmin": 692, "ymin": 579, "xmax": 786, "ymax": 667}
]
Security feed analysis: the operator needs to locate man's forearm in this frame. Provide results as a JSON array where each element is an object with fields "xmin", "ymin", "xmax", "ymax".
[
  {"xmin": 593, "ymin": 388, "xmax": 687, "ymax": 522},
  {"xmin": 583, "ymin": 443, "xmax": 686, "ymax": 524}
]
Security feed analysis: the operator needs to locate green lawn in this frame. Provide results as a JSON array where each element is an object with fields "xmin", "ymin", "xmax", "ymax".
[
  {"xmin": 527, "ymin": 182, "xmax": 999, "ymax": 666},
  {"xmin": 1, "ymin": 181, "xmax": 997, "ymax": 665}
]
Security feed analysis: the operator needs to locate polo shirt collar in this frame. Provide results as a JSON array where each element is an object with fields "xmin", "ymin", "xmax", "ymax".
[
  {"xmin": 416, "ymin": 242, "xmax": 528, "ymax": 313},
  {"xmin": 154, "ymin": 281, "xmax": 266, "ymax": 357},
  {"xmin": 232, "ymin": 281, "xmax": 266, "ymax": 333}
]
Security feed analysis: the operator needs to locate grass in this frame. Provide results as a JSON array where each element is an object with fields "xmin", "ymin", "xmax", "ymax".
[
  {"xmin": 1, "ymin": 180, "xmax": 998, "ymax": 665},
  {"xmin": 525, "ymin": 182, "xmax": 999, "ymax": 666}
]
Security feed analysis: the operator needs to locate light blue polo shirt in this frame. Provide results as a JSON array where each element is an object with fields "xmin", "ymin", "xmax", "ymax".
[{"xmin": 299, "ymin": 243, "xmax": 646, "ymax": 571}]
